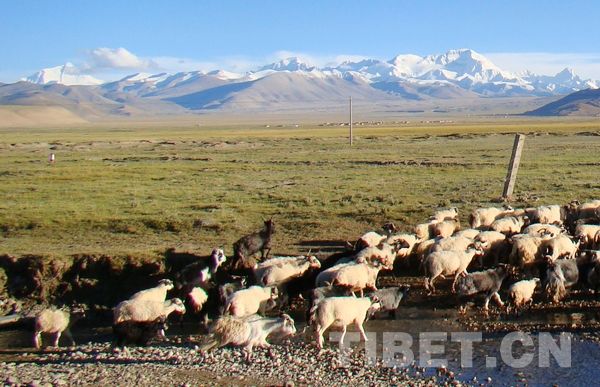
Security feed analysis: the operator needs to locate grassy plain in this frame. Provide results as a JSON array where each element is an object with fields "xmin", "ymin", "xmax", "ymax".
[{"xmin": 1, "ymin": 118, "xmax": 600, "ymax": 261}]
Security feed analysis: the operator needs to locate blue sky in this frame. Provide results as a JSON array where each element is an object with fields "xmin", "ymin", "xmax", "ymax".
[{"xmin": 2, "ymin": 0, "xmax": 600, "ymax": 82}]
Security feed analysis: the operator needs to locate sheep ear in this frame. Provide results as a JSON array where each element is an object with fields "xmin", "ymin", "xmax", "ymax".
[{"xmin": 371, "ymin": 295, "xmax": 380, "ymax": 303}]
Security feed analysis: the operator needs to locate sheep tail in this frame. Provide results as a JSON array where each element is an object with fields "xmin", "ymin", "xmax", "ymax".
[
  {"xmin": 199, "ymin": 337, "xmax": 219, "ymax": 352},
  {"xmin": 308, "ymin": 302, "xmax": 319, "ymax": 327}
]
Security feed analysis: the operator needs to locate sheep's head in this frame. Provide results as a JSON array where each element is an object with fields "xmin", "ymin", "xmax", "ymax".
[
  {"xmin": 159, "ymin": 279, "xmax": 174, "ymax": 291},
  {"xmin": 170, "ymin": 298, "xmax": 187, "ymax": 314},
  {"xmin": 279, "ymin": 313, "xmax": 297, "ymax": 337},
  {"xmin": 367, "ymin": 296, "xmax": 382, "ymax": 316},
  {"xmin": 264, "ymin": 218, "xmax": 275, "ymax": 233},
  {"xmin": 307, "ymin": 255, "xmax": 321, "ymax": 269},
  {"xmin": 211, "ymin": 248, "xmax": 227, "ymax": 272},
  {"xmin": 533, "ymin": 278, "xmax": 541, "ymax": 287}
]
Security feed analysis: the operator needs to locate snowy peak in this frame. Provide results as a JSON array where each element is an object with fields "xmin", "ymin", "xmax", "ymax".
[
  {"xmin": 24, "ymin": 63, "xmax": 103, "ymax": 86},
  {"xmin": 258, "ymin": 57, "xmax": 316, "ymax": 72}
]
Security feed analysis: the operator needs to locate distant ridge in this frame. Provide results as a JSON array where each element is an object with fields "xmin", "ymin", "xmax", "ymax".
[{"xmin": 524, "ymin": 88, "xmax": 600, "ymax": 116}]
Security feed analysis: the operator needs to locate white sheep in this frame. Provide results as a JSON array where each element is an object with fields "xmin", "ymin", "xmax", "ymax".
[
  {"xmin": 423, "ymin": 246, "xmax": 482, "ymax": 293},
  {"xmin": 33, "ymin": 307, "xmax": 85, "ymax": 349},
  {"xmin": 188, "ymin": 287, "xmax": 209, "ymax": 313},
  {"xmin": 576, "ymin": 200, "xmax": 600, "ymax": 219},
  {"xmin": 474, "ymin": 230, "xmax": 507, "ymax": 265},
  {"xmin": 532, "ymin": 205, "xmax": 563, "ymax": 225},
  {"xmin": 355, "ymin": 231, "xmax": 386, "ymax": 250},
  {"xmin": 255, "ymin": 255, "xmax": 321, "ymax": 287},
  {"xmin": 431, "ymin": 235, "xmax": 474, "ymax": 253},
  {"xmin": 469, "ymin": 206, "xmax": 513, "ymax": 229},
  {"xmin": 508, "ymin": 278, "xmax": 540, "ymax": 308},
  {"xmin": 430, "ymin": 207, "xmax": 459, "ymax": 222},
  {"xmin": 509, "ymin": 234, "xmax": 550, "ymax": 267},
  {"xmin": 413, "ymin": 239, "xmax": 437, "ymax": 265},
  {"xmin": 453, "ymin": 228, "xmax": 481, "ymax": 239},
  {"xmin": 310, "ymin": 296, "xmax": 380, "ymax": 349},
  {"xmin": 330, "ymin": 261, "xmax": 382, "ymax": 297},
  {"xmin": 523, "ymin": 223, "xmax": 564, "ymax": 238},
  {"xmin": 415, "ymin": 220, "xmax": 438, "ymax": 240},
  {"xmin": 489, "ymin": 216, "xmax": 528, "ymax": 235},
  {"xmin": 128, "ymin": 279, "xmax": 174, "ymax": 302},
  {"xmin": 355, "ymin": 242, "xmax": 398, "ymax": 269},
  {"xmin": 315, "ymin": 262, "xmax": 355, "ymax": 287},
  {"xmin": 201, "ymin": 314, "xmax": 296, "ymax": 360},
  {"xmin": 574, "ymin": 224, "xmax": 600, "ymax": 248},
  {"xmin": 225, "ymin": 286, "xmax": 278, "ymax": 317},
  {"xmin": 543, "ymin": 234, "xmax": 579, "ymax": 261},
  {"xmin": 432, "ymin": 219, "xmax": 460, "ymax": 238},
  {"xmin": 113, "ymin": 297, "xmax": 186, "ymax": 325},
  {"xmin": 385, "ymin": 233, "xmax": 419, "ymax": 261}
]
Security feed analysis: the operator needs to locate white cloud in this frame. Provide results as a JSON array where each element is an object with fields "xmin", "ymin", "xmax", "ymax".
[
  {"xmin": 485, "ymin": 52, "xmax": 600, "ymax": 80},
  {"xmin": 85, "ymin": 47, "xmax": 156, "ymax": 70}
]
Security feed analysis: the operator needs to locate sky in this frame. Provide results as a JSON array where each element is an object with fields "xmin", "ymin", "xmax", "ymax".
[{"xmin": 2, "ymin": 0, "xmax": 600, "ymax": 83}]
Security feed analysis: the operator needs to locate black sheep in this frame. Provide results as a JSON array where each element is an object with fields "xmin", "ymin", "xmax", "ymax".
[{"xmin": 113, "ymin": 316, "xmax": 168, "ymax": 347}]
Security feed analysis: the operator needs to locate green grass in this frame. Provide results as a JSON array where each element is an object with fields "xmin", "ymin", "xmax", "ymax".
[{"xmin": 1, "ymin": 119, "xmax": 600, "ymax": 260}]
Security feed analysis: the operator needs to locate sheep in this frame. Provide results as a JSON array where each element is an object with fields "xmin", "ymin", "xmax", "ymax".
[
  {"xmin": 508, "ymin": 234, "xmax": 550, "ymax": 268},
  {"xmin": 355, "ymin": 231, "xmax": 386, "ymax": 250},
  {"xmin": 574, "ymin": 224, "xmax": 600, "ymax": 249},
  {"xmin": 423, "ymin": 246, "xmax": 483, "ymax": 294},
  {"xmin": 255, "ymin": 255, "xmax": 321, "ymax": 287},
  {"xmin": 544, "ymin": 259, "xmax": 579, "ymax": 303},
  {"xmin": 128, "ymin": 279, "xmax": 174, "ymax": 303},
  {"xmin": 469, "ymin": 205, "xmax": 513, "ymax": 229},
  {"xmin": 225, "ymin": 286, "xmax": 278, "ymax": 317},
  {"xmin": 489, "ymin": 216, "xmax": 528, "ymax": 236},
  {"xmin": 453, "ymin": 228, "xmax": 481, "ymax": 239},
  {"xmin": 412, "ymin": 238, "xmax": 437, "ymax": 267},
  {"xmin": 542, "ymin": 234, "xmax": 580, "ymax": 261},
  {"xmin": 218, "ymin": 277, "xmax": 247, "ymax": 313},
  {"xmin": 508, "ymin": 278, "xmax": 541, "ymax": 309},
  {"xmin": 430, "ymin": 207, "xmax": 459, "ymax": 222},
  {"xmin": 474, "ymin": 231, "xmax": 508, "ymax": 266},
  {"xmin": 523, "ymin": 223, "xmax": 564, "ymax": 238},
  {"xmin": 188, "ymin": 287, "xmax": 209, "ymax": 314},
  {"xmin": 304, "ymin": 285, "xmax": 350, "ymax": 324},
  {"xmin": 33, "ymin": 307, "xmax": 85, "ymax": 349},
  {"xmin": 175, "ymin": 248, "xmax": 227, "ymax": 291},
  {"xmin": 431, "ymin": 235, "xmax": 475, "ymax": 253},
  {"xmin": 415, "ymin": 220, "xmax": 438, "ymax": 241},
  {"xmin": 355, "ymin": 242, "xmax": 398, "ymax": 269},
  {"xmin": 366, "ymin": 285, "xmax": 410, "ymax": 318},
  {"xmin": 113, "ymin": 316, "xmax": 168, "ymax": 347},
  {"xmin": 385, "ymin": 233, "xmax": 419, "ymax": 261},
  {"xmin": 330, "ymin": 261, "xmax": 382, "ymax": 297},
  {"xmin": 232, "ymin": 219, "xmax": 275, "ymax": 270},
  {"xmin": 201, "ymin": 313, "xmax": 296, "ymax": 360},
  {"xmin": 113, "ymin": 298, "xmax": 186, "ymax": 325},
  {"xmin": 432, "ymin": 219, "xmax": 460, "ymax": 239},
  {"xmin": 456, "ymin": 266, "xmax": 508, "ymax": 310},
  {"xmin": 531, "ymin": 205, "xmax": 569, "ymax": 226},
  {"xmin": 575, "ymin": 199, "xmax": 600, "ymax": 219},
  {"xmin": 315, "ymin": 262, "xmax": 355, "ymax": 287},
  {"xmin": 310, "ymin": 296, "xmax": 381, "ymax": 349}
]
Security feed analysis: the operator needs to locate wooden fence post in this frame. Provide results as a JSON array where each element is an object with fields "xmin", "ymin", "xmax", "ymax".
[{"xmin": 502, "ymin": 134, "xmax": 525, "ymax": 200}]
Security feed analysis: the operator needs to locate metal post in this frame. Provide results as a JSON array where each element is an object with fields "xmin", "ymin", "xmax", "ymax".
[
  {"xmin": 502, "ymin": 134, "xmax": 525, "ymax": 199},
  {"xmin": 349, "ymin": 96, "xmax": 353, "ymax": 146}
]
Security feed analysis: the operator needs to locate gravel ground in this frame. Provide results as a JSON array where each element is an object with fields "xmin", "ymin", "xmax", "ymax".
[{"xmin": 0, "ymin": 336, "xmax": 470, "ymax": 387}]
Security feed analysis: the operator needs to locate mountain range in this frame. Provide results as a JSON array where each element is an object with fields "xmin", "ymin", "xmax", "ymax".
[{"xmin": 2, "ymin": 48, "xmax": 597, "ymax": 121}]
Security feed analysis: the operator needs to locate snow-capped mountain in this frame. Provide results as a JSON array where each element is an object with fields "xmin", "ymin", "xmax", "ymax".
[
  {"xmin": 24, "ymin": 63, "xmax": 103, "ymax": 86},
  {"xmin": 11, "ymin": 49, "xmax": 599, "ymax": 117}
]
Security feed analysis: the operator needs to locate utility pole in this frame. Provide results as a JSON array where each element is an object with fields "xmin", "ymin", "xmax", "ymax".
[{"xmin": 349, "ymin": 96, "xmax": 353, "ymax": 146}]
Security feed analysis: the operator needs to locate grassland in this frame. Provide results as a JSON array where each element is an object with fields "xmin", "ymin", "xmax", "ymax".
[{"xmin": 1, "ymin": 118, "xmax": 600, "ymax": 261}]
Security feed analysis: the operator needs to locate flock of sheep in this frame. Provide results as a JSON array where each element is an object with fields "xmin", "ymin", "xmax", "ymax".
[{"xmin": 31, "ymin": 199, "xmax": 600, "ymax": 360}]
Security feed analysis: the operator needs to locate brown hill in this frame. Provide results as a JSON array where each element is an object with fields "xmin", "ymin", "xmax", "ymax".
[{"xmin": 525, "ymin": 88, "xmax": 600, "ymax": 116}]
